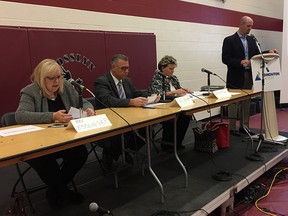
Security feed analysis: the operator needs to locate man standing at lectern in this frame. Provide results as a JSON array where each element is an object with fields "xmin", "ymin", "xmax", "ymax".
[{"xmin": 222, "ymin": 15, "xmax": 278, "ymax": 135}]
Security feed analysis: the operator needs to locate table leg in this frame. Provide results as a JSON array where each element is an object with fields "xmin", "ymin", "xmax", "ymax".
[
  {"xmin": 146, "ymin": 126, "xmax": 164, "ymax": 203},
  {"xmin": 173, "ymin": 115, "xmax": 188, "ymax": 188}
]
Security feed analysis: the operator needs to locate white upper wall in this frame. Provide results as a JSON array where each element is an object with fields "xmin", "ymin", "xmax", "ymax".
[
  {"xmin": 182, "ymin": 0, "xmax": 283, "ymax": 19},
  {"xmin": 0, "ymin": 0, "xmax": 284, "ymax": 91}
]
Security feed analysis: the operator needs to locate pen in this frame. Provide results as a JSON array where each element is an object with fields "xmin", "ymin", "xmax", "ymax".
[
  {"xmin": 48, "ymin": 124, "xmax": 68, "ymax": 128},
  {"xmin": 142, "ymin": 107, "xmax": 155, "ymax": 109}
]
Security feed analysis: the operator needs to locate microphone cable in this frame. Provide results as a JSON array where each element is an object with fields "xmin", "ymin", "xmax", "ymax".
[
  {"xmin": 84, "ymin": 87, "xmax": 136, "ymax": 145},
  {"xmin": 86, "ymin": 85, "xmax": 185, "ymax": 211},
  {"xmin": 211, "ymin": 73, "xmax": 272, "ymax": 159},
  {"xmin": 90, "ymin": 88, "xmax": 172, "ymax": 180},
  {"xmin": 196, "ymin": 69, "xmax": 260, "ymax": 180},
  {"xmin": 222, "ymin": 73, "xmax": 280, "ymax": 155},
  {"xmin": 211, "ymin": 71, "xmax": 271, "ymax": 176},
  {"xmin": 190, "ymin": 92, "xmax": 232, "ymax": 181},
  {"xmin": 87, "ymin": 87, "xmax": 180, "ymax": 214},
  {"xmin": 83, "ymin": 87, "xmax": 146, "ymax": 168}
]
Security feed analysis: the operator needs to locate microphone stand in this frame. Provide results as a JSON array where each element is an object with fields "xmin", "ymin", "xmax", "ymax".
[
  {"xmin": 76, "ymin": 86, "xmax": 84, "ymax": 118},
  {"xmin": 160, "ymin": 74, "xmax": 172, "ymax": 103},
  {"xmin": 246, "ymin": 36, "xmax": 267, "ymax": 161},
  {"xmin": 203, "ymin": 73, "xmax": 211, "ymax": 96},
  {"xmin": 162, "ymin": 75, "xmax": 166, "ymax": 101}
]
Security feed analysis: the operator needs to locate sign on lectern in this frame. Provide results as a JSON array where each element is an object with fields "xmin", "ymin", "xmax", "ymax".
[{"xmin": 251, "ymin": 53, "xmax": 281, "ymax": 92}]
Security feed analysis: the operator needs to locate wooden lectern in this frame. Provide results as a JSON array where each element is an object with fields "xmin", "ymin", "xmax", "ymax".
[{"xmin": 251, "ymin": 53, "xmax": 287, "ymax": 143}]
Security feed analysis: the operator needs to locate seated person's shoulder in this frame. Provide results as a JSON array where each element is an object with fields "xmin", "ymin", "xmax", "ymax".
[{"xmin": 94, "ymin": 74, "xmax": 109, "ymax": 83}]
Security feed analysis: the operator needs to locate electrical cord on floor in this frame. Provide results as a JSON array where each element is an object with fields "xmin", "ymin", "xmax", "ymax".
[
  {"xmin": 254, "ymin": 167, "xmax": 288, "ymax": 216},
  {"xmin": 226, "ymin": 206, "xmax": 243, "ymax": 215},
  {"xmin": 228, "ymin": 204, "xmax": 255, "ymax": 215}
]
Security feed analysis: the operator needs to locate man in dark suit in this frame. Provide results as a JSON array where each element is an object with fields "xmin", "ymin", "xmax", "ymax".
[
  {"xmin": 222, "ymin": 16, "xmax": 277, "ymax": 135},
  {"xmin": 94, "ymin": 54, "xmax": 158, "ymax": 170}
]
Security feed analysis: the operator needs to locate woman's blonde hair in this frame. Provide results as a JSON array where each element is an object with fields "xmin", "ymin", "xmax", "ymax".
[{"xmin": 31, "ymin": 59, "xmax": 64, "ymax": 98}]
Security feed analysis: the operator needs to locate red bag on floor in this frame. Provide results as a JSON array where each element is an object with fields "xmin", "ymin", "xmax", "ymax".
[{"xmin": 205, "ymin": 122, "xmax": 230, "ymax": 149}]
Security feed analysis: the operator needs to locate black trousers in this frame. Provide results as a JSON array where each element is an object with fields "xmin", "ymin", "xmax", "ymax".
[
  {"xmin": 161, "ymin": 113, "xmax": 191, "ymax": 146},
  {"xmin": 26, "ymin": 145, "xmax": 88, "ymax": 192}
]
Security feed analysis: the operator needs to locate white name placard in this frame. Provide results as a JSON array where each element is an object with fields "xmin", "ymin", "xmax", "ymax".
[
  {"xmin": 67, "ymin": 114, "xmax": 112, "ymax": 133},
  {"xmin": 0, "ymin": 125, "xmax": 44, "ymax": 137},
  {"xmin": 210, "ymin": 88, "xmax": 231, "ymax": 99},
  {"xmin": 170, "ymin": 94, "xmax": 195, "ymax": 108}
]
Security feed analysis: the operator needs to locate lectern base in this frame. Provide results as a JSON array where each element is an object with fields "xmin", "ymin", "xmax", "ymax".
[
  {"xmin": 251, "ymin": 134, "xmax": 287, "ymax": 146},
  {"xmin": 265, "ymin": 134, "xmax": 288, "ymax": 143}
]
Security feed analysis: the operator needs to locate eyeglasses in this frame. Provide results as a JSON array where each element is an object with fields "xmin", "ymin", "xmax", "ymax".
[
  {"xmin": 45, "ymin": 75, "xmax": 63, "ymax": 82},
  {"xmin": 118, "ymin": 66, "xmax": 129, "ymax": 71}
]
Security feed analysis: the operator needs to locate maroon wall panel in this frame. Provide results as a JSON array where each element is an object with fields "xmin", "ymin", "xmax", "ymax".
[
  {"xmin": 28, "ymin": 28, "xmax": 107, "ymax": 98},
  {"xmin": 0, "ymin": 26, "xmax": 157, "ymax": 120},
  {"xmin": 104, "ymin": 32, "xmax": 157, "ymax": 89},
  {"xmin": 0, "ymin": 27, "xmax": 31, "ymax": 118}
]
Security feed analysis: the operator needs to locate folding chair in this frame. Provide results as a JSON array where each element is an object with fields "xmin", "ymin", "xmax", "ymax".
[
  {"xmin": 85, "ymin": 97, "xmax": 106, "ymax": 175},
  {"xmin": 1, "ymin": 112, "xmax": 78, "ymax": 213}
]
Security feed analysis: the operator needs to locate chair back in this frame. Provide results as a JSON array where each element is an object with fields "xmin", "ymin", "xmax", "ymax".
[{"xmin": 1, "ymin": 112, "xmax": 17, "ymax": 127}]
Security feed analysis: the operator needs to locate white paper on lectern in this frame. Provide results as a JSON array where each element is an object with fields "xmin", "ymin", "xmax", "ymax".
[
  {"xmin": 66, "ymin": 114, "xmax": 112, "ymax": 132},
  {"xmin": 251, "ymin": 53, "xmax": 281, "ymax": 92},
  {"xmin": 170, "ymin": 94, "xmax": 194, "ymax": 108}
]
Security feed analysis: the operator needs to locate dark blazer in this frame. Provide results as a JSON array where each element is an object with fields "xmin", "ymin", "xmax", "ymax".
[
  {"xmin": 222, "ymin": 32, "xmax": 259, "ymax": 89},
  {"xmin": 16, "ymin": 81, "xmax": 94, "ymax": 124},
  {"xmin": 94, "ymin": 72, "xmax": 149, "ymax": 109}
]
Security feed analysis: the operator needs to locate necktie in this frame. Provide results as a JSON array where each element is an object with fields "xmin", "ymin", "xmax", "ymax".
[{"xmin": 117, "ymin": 80, "xmax": 126, "ymax": 99}]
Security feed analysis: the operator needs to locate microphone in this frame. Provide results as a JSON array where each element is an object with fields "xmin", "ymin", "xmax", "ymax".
[
  {"xmin": 68, "ymin": 78, "xmax": 86, "ymax": 90},
  {"xmin": 201, "ymin": 68, "xmax": 216, "ymax": 75},
  {"xmin": 89, "ymin": 202, "xmax": 112, "ymax": 215},
  {"xmin": 250, "ymin": 34, "xmax": 258, "ymax": 42}
]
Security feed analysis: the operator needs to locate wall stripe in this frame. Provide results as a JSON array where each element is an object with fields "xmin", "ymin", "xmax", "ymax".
[{"xmin": 3, "ymin": 0, "xmax": 283, "ymax": 31}]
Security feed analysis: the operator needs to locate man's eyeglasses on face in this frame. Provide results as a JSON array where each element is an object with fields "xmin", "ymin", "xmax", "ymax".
[
  {"xmin": 118, "ymin": 66, "xmax": 129, "ymax": 71},
  {"xmin": 46, "ymin": 75, "xmax": 63, "ymax": 82}
]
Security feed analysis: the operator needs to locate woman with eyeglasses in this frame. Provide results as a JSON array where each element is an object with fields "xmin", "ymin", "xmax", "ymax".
[
  {"xmin": 149, "ymin": 55, "xmax": 192, "ymax": 152},
  {"xmin": 15, "ymin": 58, "xmax": 95, "ymax": 209}
]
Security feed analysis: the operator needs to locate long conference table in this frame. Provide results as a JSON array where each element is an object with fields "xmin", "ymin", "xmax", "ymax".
[{"xmin": 0, "ymin": 89, "xmax": 261, "ymax": 203}]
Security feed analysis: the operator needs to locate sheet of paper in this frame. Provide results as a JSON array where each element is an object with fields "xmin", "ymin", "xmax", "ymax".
[
  {"xmin": 0, "ymin": 125, "xmax": 44, "ymax": 137},
  {"xmin": 147, "ymin": 94, "xmax": 157, "ymax": 104},
  {"xmin": 143, "ymin": 103, "xmax": 166, "ymax": 108},
  {"xmin": 68, "ymin": 107, "xmax": 88, "ymax": 119},
  {"xmin": 192, "ymin": 91, "xmax": 207, "ymax": 96},
  {"xmin": 230, "ymin": 92, "xmax": 241, "ymax": 95}
]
